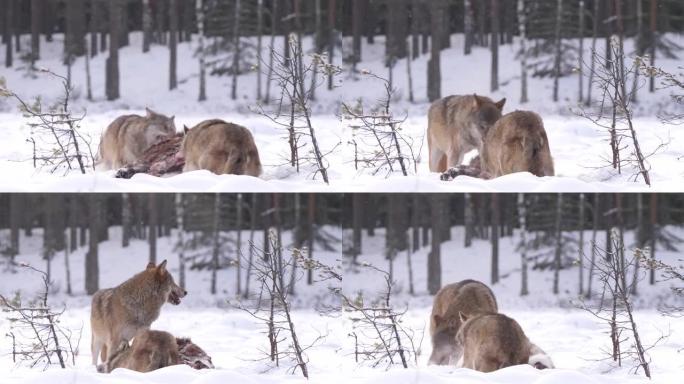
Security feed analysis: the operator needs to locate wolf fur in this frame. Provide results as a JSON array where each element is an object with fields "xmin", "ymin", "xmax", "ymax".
[
  {"xmin": 427, "ymin": 94, "xmax": 506, "ymax": 173},
  {"xmin": 98, "ymin": 330, "xmax": 180, "ymax": 373},
  {"xmin": 180, "ymin": 119, "xmax": 262, "ymax": 176},
  {"xmin": 97, "ymin": 108, "xmax": 177, "ymax": 170},
  {"xmin": 455, "ymin": 312, "xmax": 531, "ymax": 372},
  {"xmin": 90, "ymin": 260, "xmax": 187, "ymax": 365},
  {"xmin": 428, "ymin": 280, "xmax": 498, "ymax": 365},
  {"xmin": 177, "ymin": 337, "xmax": 215, "ymax": 370}
]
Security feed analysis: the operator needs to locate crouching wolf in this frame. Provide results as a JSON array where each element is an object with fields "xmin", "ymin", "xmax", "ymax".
[
  {"xmin": 98, "ymin": 330, "xmax": 180, "ymax": 373},
  {"xmin": 429, "ymin": 280, "xmax": 498, "ymax": 365},
  {"xmin": 427, "ymin": 94, "xmax": 506, "ymax": 173},
  {"xmin": 180, "ymin": 119, "xmax": 262, "ymax": 177},
  {"xmin": 441, "ymin": 110, "xmax": 554, "ymax": 180},
  {"xmin": 97, "ymin": 108, "xmax": 177, "ymax": 170},
  {"xmin": 455, "ymin": 312, "xmax": 531, "ymax": 372},
  {"xmin": 90, "ymin": 260, "xmax": 187, "ymax": 365}
]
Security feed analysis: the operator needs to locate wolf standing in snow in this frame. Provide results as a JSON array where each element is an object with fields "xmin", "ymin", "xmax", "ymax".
[
  {"xmin": 98, "ymin": 330, "xmax": 181, "ymax": 373},
  {"xmin": 427, "ymin": 94, "xmax": 506, "ymax": 173},
  {"xmin": 428, "ymin": 280, "xmax": 498, "ymax": 365},
  {"xmin": 97, "ymin": 108, "xmax": 177, "ymax": 170},
  {"xmin": 180, "ymin": 119, "xmax": 262, "ymax": 177},
  {"xmin": 90, "ymin": 260, "xmax": 186, "ymax": 365}
]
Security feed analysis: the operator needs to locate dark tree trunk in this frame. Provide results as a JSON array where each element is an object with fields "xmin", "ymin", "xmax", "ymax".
[
  {"xmin": 427, "ymin": 0, "xmax": 444, "ymax": 101},
  {"xmin": 90, "ymin": 0, "xmax": 99, "ymax": 57},
  {"xmin": 490, "ymin": 0, "xmax": 500, "ymax": 92},
  {"xmin": 148, "ymin": 194, "xmax": 157, "ymax": 263},
  {"xmin": 352, "ymin": 0, "xmax": 364, "ymax": 66},
  {"xmin": 86, "ymin": 194, "xmax": 100, "ymax": 295},
  {"xmin": 491, "ymin": 193, "xmax": 499, "ymax": 284},
  {"xmin": 31, "ymin": 0, "xmax": 41, "ymax": 61},
  {"xmin": 5, "ymin": 0, "xmax": 13, "ymax": 67},
  {"xmin": 106, "ymin": 0, "xmax": 121, "ymax": 100},
  {"xmin": 169, "ymin": 0, "xmax": 178, "ymax": 90},
  {"xmin": 352, "ymin": 194, "xmax": 363, "ymax": 261},
  {"xmin": 428, "ymin": 194, "xmax": 444, "ymax": 294},
  {"xmin": 120, "ymin": 0, "xmax": 129, "ymax": 46},
  {"xmin": 66, "ymin": 0, "xmax": 86, "ymax": 58}
]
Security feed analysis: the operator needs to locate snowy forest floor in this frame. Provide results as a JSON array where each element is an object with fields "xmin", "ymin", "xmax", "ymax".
[
  {"xmin": 1, "ymin": 226, "xmax": 682, "ymax": 383},
  {"xmin": 1, "ymin": 32, "xmax": 683, "ymax": 191}
]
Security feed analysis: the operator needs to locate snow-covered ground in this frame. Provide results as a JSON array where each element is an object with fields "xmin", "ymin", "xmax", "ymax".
[
  {"xmin": 1, "ymin": 226, "xmax": 682, "ymax": 383},
  {"xmin": 1, "ymin": 32, "xmax": 682, "ymax": 191}
]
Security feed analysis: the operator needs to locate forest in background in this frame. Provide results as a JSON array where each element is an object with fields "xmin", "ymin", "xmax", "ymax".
[
  {"xmin": 0, "ymin": 193, "xmax": 342, "ymax": 295},
  {"xmin": 2, "ymin": 0, "xmax": 682, "ymax": 103}
]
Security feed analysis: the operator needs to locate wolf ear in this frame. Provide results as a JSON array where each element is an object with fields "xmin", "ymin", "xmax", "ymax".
[
  {"xmin": 146, "ymin": 262, "xmax": 155, "ymax": 269},
  {"xmin": 157, "ymin": 260, "xmax": 168, "ymax": 272},
  {"xmin": 184, "ymin": 125, "xmax": 190, "ymax": 134},
  {"xmin": 473, "ymin": 94, "xmax": 483, "ymax": 108},
  {"xmin": 458, "ymin": 311, "xmax": 469, "ymax": 324},
  {"xmin": 170, "ymin": 115, "xmax": 175, "ymax": 121},
  {"xmin": 145, "ymin": 107, "xmax": 153, "ymax": 117},
  {"xmin": 495, "ymin": 98, "xmax": 506, "ymax": 111}
]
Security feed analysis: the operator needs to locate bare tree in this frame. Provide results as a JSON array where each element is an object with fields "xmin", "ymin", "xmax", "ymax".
[
  {"xmin": 518, "ymin": 193, "xmax": 529, "ymax": 296},
  {"xmin": 0, "ymin": 265, "xmax": 81, "ymax": 370},
  {"xmin": 175, "ymin": 193, "xmax": 186, "ymax": 290},
  {"xmin": 490, "ymin": 0, "xmax": 500, "ymax": 92},
  {"xmin": 106, "ymin": 0, "xmax": 121, "ymax": 100},
  {"xmin": 517, "ymin": 0, "xmax": 529, "ymax": 103},
  {"xmin": 341, "ymin": 265, "xmax": 422, "ymax": 369}
]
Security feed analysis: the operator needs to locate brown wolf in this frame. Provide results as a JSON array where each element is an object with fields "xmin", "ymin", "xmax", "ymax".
[
  {"xmin": 427, "ymin": 94, "xmax": 506, "ymax": 173},
  {"xmin": 455, "ymin": 312, "xmax": 531, "ymax": 372},
  {"xmin": 98, "ymin": 330, "xmax": 180, "ymax": 373},
  {"xmin": 180, "ymin": 119, "xmax": 262, "ymax": 176},
  {"xmin": 115, "ymin": 133, "xmax": 185, "ymax": 179},
  {"xmin": 428, "ymin": 280, "xmax": 498, "ymax": 365},
  {"xmin": 97, "ymin": 108, "xmax": 177, "ymax": 170},
  {"xmin": 480, "ymin": 110, "xmax": 554, "ymax": 177},
  {"xmin": 440, "ymin": 111, "xmax": 554, "ymax": 180},
  {"xmin": 90, "ymin": 260, "xmax": 187, "ymax": 365}
]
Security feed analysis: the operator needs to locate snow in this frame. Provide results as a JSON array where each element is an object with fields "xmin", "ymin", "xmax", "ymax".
[
  {"xmin": 2, "ymin": 226, "xmax": 683, "ymax": 383},
  {"xmin": 1, "ymin": 32, "xmax": 683, "ymax": 191}
]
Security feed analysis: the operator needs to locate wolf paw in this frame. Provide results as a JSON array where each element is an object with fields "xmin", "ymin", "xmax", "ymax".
[{"xmin": 440, "ymin": 166, "xmax": 469, "ymax": 181}]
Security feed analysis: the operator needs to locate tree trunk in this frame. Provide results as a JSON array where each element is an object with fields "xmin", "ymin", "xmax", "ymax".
[
  {"xmin": 256, "ymin": 0, "xmax": 263, "ymax": 101},
  {"xmin": 552, "ymin": 0, "xmax": 563, "ymax": 102},
  {"xmin": 518, "ymin": 194, "xmax": 529, "ymax": 295},
  {"xmin": 66, "ymin": 0, "xmax": 86, "ymax": 58},
  {"xmin": 86, "ymin": 194, "xmax": 100, "ymax": 295},
  {"xmin": 648, "ymin": 0, "xmax": 657, "ymax": 93},
  {"xmin": 120, "ymin": 0, "xmax": 129, "ymax": 46},
  {"xmin": 327, "ymin": 0, "xmax": 337, "ymax": 91},
  {"xmin": 411, "ymin": 194, "xmax": 420, "ymax": 252},
  {"xmin": 491, "ymin": 193, "xmax": 499, "ymax": 284},
  {"xmin": 464, "ymin": 0, "xmax": 474, "ymax": 55},
  {"xmin": 630, "ymin": 0, "xmax": 643, "ymax": 102},
  {"xmin": 236, "ymin": 193, "xmax": 243, "ymax": 295},
  {"xmin": 149, "ymin": 194, "xmax": 158, "ymax": 264},
  {"xmin": 143, "ymin": 0, "xmax": 152, "ymax": 52},
  {"xmin": 490, "ymin": 0, "xmax": 500, "ymax": 92},
  {"xmin": 579, "ymin": 0, "xmax": 585, "ymax": 103},
  {"xmin": 649, "ymin": 193, "xmax": 657, "ymax": 285},
  {"xmin": 352, "ymin": 0, "xmax": 363, "ymax": 67},
  {"xmin": 9, "ymin": 194, "xmax": 21, "ymax": 262},
  {"xmin": 586, "ymin": 0, "xmax": 599, "ymax": 105},
  {"xmin": 69, "ymin": 196, "xmax": 78, "ymax": 252},
  {"xmin": 352, "ymin": 194, "xmax": 363, "ymax": 262},
  {"xmin": 122, "ymin": 193, "xmax": 131, "ymax": 247},
  {"xmin": 31, "ymin": 0, "xmax": 41, "ymax": 61},
  {"xmin": 553, "ymin": 193, "xmax": 563, "ymax": 294},
  {"xmin": 428, "ymin": 194, "xmax": 443, "ymax": 294},
  {"xmin": 210, "ymin": 193, "xmax": 221, "ymax": 295},
  {"xmin": 230, "ymin": 0, "xmax": 241, "ymax": 100},
  {"xmin": 106, "ymin": 0, "xmax": 121, "ymax": 100},
  {"xmin": 306, "ymin": 193, "xmax": 315, "ymax": 285},
  {"xmin": 578, "ymin": 193, "xmax": 585, "ymax": 295},
  {"xmin": 5, "ymin": 0, "xmax": 13, "ymax": 67},
  {"xmin": 169, "ymin": 0, "xmax": 178, "ymax": 90},
  {"xmin": 518, "ymin": 0, "xmax": 528, "ymax": 103},
  {"xmin": 464, "ymin": 193, "xmax": 474, "ymax": 247},
  {"xmin": 196, "ymin": 0, "xmax": 206, "ymax": 101},
  {"xmin": 175, "ymin": 194, "xmax": 186, "ymax": 289},
  {"xmin": 427, "ymin": 0, "xmax": 443, "ymax": 101},
  {"xmin": 586, "ymin": 193, "xmax": 599, "ymax": 298}
]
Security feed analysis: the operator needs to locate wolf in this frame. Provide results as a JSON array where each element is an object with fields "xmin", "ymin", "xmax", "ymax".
[
  {"xmin": 427, "ymin": 94, "xmax": 506, "ymax": 173},
  {"xmin": 97, "ymin": 108, "xmax": 177, "ymax": 170},
  {"xmin": 428, "ymin": 280, "xmax": 498, "ymax": 365},
  {"xmin": 90, "ymin": 260, "xmax": 187, "ymax": 365},
  {"xmin": 454, "ymin": 312, "xmax": 531, "ymax": 372},
  {"xmin": 98, "ymin": 330, "xmax": 180, "ymax": 373},
  {"xmin": 179, "ymin": 119, "xmax": 262, "ymax": 177},
  {"xmin": 115, "ymin": 133, "xmax": 185, "ymax": 179},
  {"xmin": 441, "ymin": 111, "xmax": 554, "ymax": 181}
]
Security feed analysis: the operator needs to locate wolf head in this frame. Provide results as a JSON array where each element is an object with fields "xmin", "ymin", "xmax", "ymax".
[
  {"xmin": 225, "ymin": 149, "xmax": 262, "ymax": 177},
  {"xmin": 146, "ymin": 260, "xmax": 187, "ymax": 305},
  {"xmin": 428, "ymin": 314, "xmax": 464, "ymax": 365},
  {"xmin": 472, "ymin": 94, "xmax": 506, "ymax": 138},
  {"xmin": 144, "ymin": 108, "xmax": 177, "ymax": 146}
]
